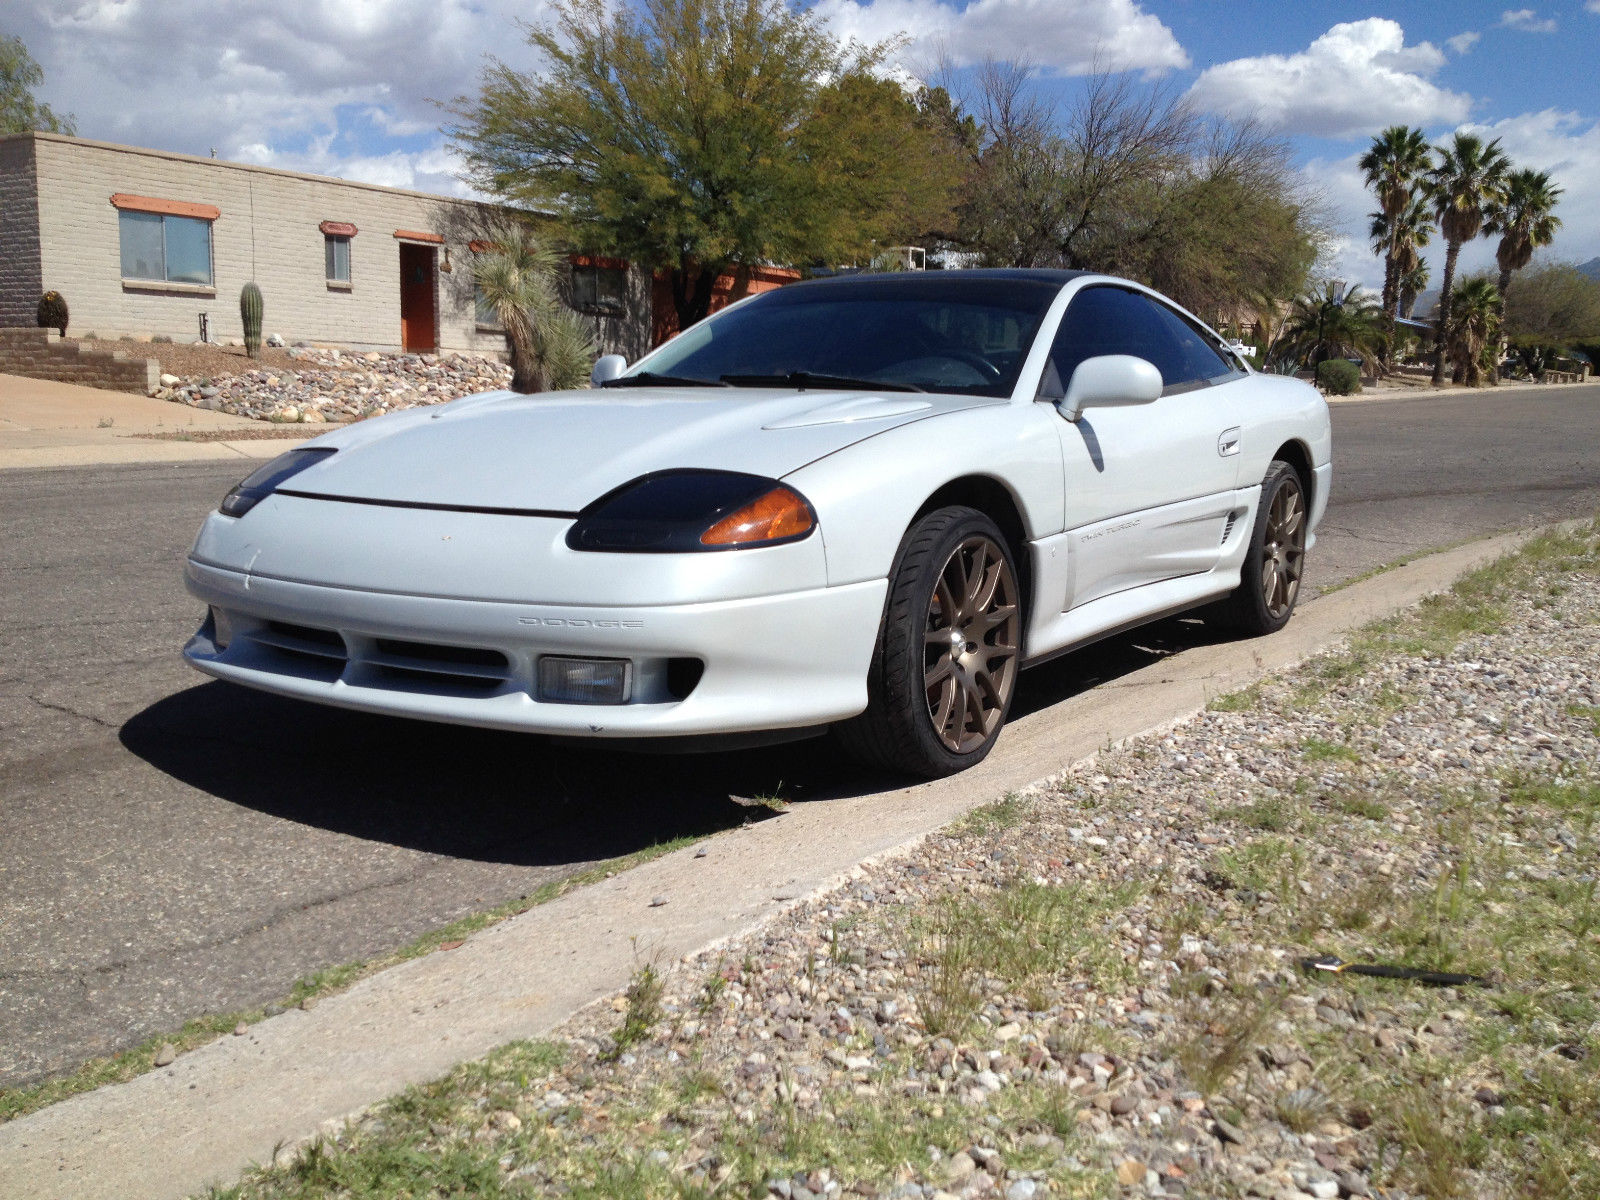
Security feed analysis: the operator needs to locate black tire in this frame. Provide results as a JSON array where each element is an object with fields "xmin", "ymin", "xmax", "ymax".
[
  {"xmin": 1211, "ymin": 459, "xmax": 1308, "ymax": 636},
  {"xmin": 836, "ymin": 506, "xmax": 1022, "ymax": 778}
]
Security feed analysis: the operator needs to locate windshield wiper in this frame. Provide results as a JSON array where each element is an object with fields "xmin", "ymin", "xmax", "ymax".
[
  {"xmin": 602, "ymin": 371, "xmax": 729, "ymax": 388},
  {"xmin": 719, "ymin": 372, "xmax": 925, "ymax": 393}
]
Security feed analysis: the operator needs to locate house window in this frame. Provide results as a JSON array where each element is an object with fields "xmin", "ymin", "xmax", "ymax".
[
  {"xmin": 572, "ymin": 263, "xmax": 626, "ymax": 315},
  {"xmin": 474, "ymin": 283, "xmax": 502, "ymax": 330},
  {"xmin": 119, "ymin": 210, "xmax": 213, "ymax": 285},
  {"xmin": 325, "ymin": 235, "xmax": 351, "ymax": 283}
]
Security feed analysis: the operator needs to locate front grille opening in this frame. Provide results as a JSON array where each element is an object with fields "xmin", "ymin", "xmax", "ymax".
[
  {"xmin": 374, "ymin": 664, "xmax": 505, "ymax": 694},
  {"xmin": 667, "ymin": 657, "xmax": 705, "ymax": 700},
  {"xmin": 267, "ymin": 621, "xmax": 346, "ymax": 652},
  {"xmin": 246, "ymin": 621, "xmax": 349, "ymax": 679},
  {"xmin": 374, "ymin": 638, "xmax": 508, "ymax": 670}
]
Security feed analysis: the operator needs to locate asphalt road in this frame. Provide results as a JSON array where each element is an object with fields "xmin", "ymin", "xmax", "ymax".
[{"xmin": 3, "ymin": 384, "xmax": 1598, "ymax": 1090}]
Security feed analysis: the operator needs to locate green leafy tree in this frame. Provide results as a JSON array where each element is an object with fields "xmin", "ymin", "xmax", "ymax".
[
  {"xmin": 950, "ymin": 63, "xmax": 1317, "ymax": 320},
  {"xmin": 473, "ymin": 220, "xmax": 597, "ymax": 393},
  {"xmin": 1502, "ymin": 261, "xmax": 1600, "ymax": 349},
  {"xmin": 1, "ymin": 33, "xmax": 74, "ymax": 134},
  {"xmin": 1427, "ymin": 132, "xmax": 1510, "ymax": 385},
  {"xmin": 448, "ymin": 0, "xmax": 959, "ymax": 331},
  {"xmin": 1359, "ymin": 125, "xmax": 1432, "ymax": 324}
]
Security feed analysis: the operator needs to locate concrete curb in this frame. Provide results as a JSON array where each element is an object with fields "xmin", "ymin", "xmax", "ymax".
[
  {"xmin": 0, "ymin": 438, "xmax": 311, "ymax": 470},
  {"xmin": 0, "ymin": 525, "xmax": 1548, "ymax": 1200}
]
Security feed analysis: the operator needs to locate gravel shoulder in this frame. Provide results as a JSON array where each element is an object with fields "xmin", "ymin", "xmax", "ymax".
[{"xmin": 206, "ymin": 523, "xmax": 1600, "ymax": 1200}]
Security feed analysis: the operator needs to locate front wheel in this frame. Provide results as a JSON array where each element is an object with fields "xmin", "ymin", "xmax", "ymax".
[
  {"xmin": 1211, "ymin": 459, "xmax": 1307, "ymax": 636},
  {"xmin": 836, "ymin": 507, "xmax": 1022, "ymax": 778}
]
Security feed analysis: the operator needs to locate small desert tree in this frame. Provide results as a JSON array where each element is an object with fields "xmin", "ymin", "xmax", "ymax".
[
  {"xmin": 473, "ymin": 221, "xmax": 597, "ymax": 393},
  {"xmin": 449, "ymin": 0, "xmax": 959, "ymax": 331},
  {"xmin": 1, "ymin": 33, "xmax": 74, "ymax": 135}
]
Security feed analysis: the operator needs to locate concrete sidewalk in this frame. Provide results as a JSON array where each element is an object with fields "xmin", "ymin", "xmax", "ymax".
[{"xmin": 0, "ymin": 374, "xmax": 308, "ymax": 470}]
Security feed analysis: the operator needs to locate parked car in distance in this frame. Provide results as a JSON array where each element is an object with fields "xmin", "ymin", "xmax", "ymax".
[{"xmin": 183, "ymin": 270, "xmax": 1331, "ymax": 777}]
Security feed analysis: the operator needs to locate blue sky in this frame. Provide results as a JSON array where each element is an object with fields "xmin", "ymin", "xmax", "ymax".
[{"xmin": 10, "ymin": 1, "xmax": 1599, "ymax": 290}]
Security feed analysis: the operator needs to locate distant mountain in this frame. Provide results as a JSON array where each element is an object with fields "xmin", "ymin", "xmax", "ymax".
[{"xmin": 1577, "ymin": 257, "xmax": 1600, "ymax": 283}]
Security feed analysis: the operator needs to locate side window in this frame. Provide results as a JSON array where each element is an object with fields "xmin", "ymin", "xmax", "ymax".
[
  {"xmin": 1148, "ymin": 301, "xmax": 1237, "ymax": 387},
  {"xmin": 1046, "ymin": 286, "xmax": 1233, "ymax": 396}
]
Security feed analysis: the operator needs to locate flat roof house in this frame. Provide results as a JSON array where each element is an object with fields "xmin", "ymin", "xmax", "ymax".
[{"xmin": 0, "ymin": 132, "xmax": 652, "ymax": 360}]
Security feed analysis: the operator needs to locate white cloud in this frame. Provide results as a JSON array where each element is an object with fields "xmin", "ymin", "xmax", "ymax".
[
  {"xmin": 811, "ymin": 0, "xmax": 1188, "ymax": 77},
  {"xmin": 1297, "ymin": 154, "xmax": 1386, "ymax": 293},
  {"xmin": 1446, "ymin": 31, "xmax": 1480, "ymax": 54},
  {"xmin": 10, "ymin": 1, "xmax": 545, "ymax": 192},
  {"xmin": 1187, "ymin": 20, "xmax": 1470, "ymax": 139},
  {"xmin": 1588, "ymin": 1, "xmax": 1600, "ymax": 13},
  {"xmin": 1500, "ymin": 9, "xmax": 1557, "ymax": 33}
]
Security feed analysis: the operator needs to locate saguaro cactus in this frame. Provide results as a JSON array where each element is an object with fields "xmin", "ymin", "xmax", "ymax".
[{"xmin": 240, "ymin": 282, "xmax": 263, "ymax": 358}]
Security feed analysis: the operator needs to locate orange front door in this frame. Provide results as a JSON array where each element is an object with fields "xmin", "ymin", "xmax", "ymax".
[{"xmin": 399, "ymin": 243, "xmax": 436, "ymax": 352}]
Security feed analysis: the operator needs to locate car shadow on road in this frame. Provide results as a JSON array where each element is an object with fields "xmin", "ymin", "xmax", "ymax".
[{"xmin": 120, "ymin": 615, "xmax": 1232, "ymax": 866}]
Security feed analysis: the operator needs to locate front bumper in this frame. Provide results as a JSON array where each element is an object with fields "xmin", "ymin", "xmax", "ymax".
[{"xmin": 183, "ymin": 559, "xmax": 887, "ymax": 737}]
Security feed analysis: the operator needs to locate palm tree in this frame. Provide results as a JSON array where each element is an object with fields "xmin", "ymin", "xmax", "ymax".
[
  {"xmin": 473, "ymin": 220, "xmax": 598, "ymax": 393},
  {"xmin": 1359, "ymin": 126, "xmax": 1432, "ymax": 322},
  {"xmin": 1445, "ymin": 277, "xmax": 1500, "ymax": 386},
  {"xmin": 1281, "ymin": 283, "xmax": 1386, "ymax": 374},
  {"xmin": 1487, "ymin": 168, "xmax": 1562, "ymax": 303},
  {"xmin": 1397, "ymin": 261, "xmax": 1429, "ymax": 319},
  {"xmin": 1427, "ymin": 132, "xmax": 1511, "ymax": 385}
]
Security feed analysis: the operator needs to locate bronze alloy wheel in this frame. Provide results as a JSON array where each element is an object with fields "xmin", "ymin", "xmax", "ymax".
[
  {"xmin": 1261, "ymin": 473, "xmax": 1306, "ymax": 620},
  {"xmin": 922, "ymin": 534, "xmax": 1020, "ymax": 753}
]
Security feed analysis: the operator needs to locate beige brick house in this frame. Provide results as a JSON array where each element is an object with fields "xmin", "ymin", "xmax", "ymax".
[{"xmin": 0, "ymin": 132, "xmax": 652, "ymax": 359}]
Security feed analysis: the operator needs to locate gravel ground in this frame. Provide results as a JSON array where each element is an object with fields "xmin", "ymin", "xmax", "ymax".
[
  {"xmin": 124, "ymin": 343, "xmax": 514, "ymax": 424},
  {"xmin": 219, "ymin": 524, "xmax": 1600, "ymax": 1200}
]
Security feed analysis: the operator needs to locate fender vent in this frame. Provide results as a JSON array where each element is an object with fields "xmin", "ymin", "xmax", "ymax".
[{"xmin": 1220, "ymin": 512, "xmax": 1239, "ymax": 545}]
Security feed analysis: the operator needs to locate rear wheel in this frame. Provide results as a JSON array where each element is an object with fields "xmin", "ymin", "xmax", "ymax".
[
  {"xmin": 1211, "ymin": 459, "xmax": 1307, "ymax": 636},
  {"xmin": 837, "ymin": 507, "xmax": 1022, "ymax": 777}
]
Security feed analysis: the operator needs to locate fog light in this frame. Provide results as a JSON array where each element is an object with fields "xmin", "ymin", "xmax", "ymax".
[{"xmin": 537, "ymin": 656, "xmax": 631, "ymax": 705}]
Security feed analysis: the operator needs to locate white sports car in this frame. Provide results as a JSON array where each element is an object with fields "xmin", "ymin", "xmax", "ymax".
[{"xmin": 183, "ymin": 270, "xmax": 1330, "ymax": 777}]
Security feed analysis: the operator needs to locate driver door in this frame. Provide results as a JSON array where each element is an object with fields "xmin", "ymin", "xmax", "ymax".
[{"xmin": 1043, "ymin": 286, "xmax": 1246, "ymax": 610}]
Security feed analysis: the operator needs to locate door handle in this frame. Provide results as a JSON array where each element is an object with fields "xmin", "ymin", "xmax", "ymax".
[{"xmin": 1217, "ymin": 427, "xmax": 1241, "ymax": 457}]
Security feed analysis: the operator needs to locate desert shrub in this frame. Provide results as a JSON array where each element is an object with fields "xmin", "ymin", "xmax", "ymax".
[{"xmin": 1315, "ymin": 358, "xmax": 1361, "ymax": 395}]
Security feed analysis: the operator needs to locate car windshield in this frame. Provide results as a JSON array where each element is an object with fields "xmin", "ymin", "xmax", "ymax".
[{"xmin": 628, "ymin": 276, "xmax": 1063, "ymax": 398}]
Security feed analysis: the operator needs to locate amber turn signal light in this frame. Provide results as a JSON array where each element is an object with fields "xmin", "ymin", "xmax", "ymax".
[{"xmin": 700, "ymin": 486, "xmax": 815, "ymax": 547}]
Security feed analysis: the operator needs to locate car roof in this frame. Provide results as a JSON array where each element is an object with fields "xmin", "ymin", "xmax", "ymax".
[{"xmin": 782, "ymin": 268, "xmax": 1093, "ymax": 295}]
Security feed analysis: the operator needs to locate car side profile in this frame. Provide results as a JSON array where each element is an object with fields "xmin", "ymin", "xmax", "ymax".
[{"xmin": 182, "ymin": 270, "xmax": 1330, "ymax": 777}]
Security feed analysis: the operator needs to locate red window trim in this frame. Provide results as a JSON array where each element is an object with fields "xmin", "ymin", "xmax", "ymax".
[
  {"xmin": 570, "ymin": 254, "xmax": 629, "ymax": 271},
  {"xmin": 394, "ymin": 229, "xmax": 444, "ymax": 244},
  {"xmin": 320, "ymin": 220, "xmax": 358, "ymax": 238},
  {"xmin": 111, "ymin": 194, "xmax": 220, "ymax": 221}
]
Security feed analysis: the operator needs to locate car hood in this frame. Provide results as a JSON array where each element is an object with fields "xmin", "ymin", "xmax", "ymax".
[{"xmin": 286, "ymin": 386, "xmax": 1002, "ymax": 511}]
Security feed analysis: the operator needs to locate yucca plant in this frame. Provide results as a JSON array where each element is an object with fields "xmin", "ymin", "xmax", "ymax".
[{"xmin": 473, "ymin": 220, "xmax": 598, "ymax": 392}]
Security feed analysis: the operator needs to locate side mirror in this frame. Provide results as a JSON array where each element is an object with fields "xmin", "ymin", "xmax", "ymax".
[
  {"xmin": 1056, "ymin": 354, "xmax": 1162, "ymax": 422},
  {"xmin": 590, "ymin": 354, "xmax": 627, "ymax": 386}
]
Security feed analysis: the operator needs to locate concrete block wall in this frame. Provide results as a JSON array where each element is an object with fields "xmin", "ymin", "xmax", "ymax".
[
  {"xmin": 0, "ymin": 137, "xmax": 44, "ymax": 329},
  {"xmin": 25, "ymin": 134, "xmax": 515, "ymax": 353},
  {"xmin": 0, "ymin": 327, "xmax": 159, "ymax": 394}
]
